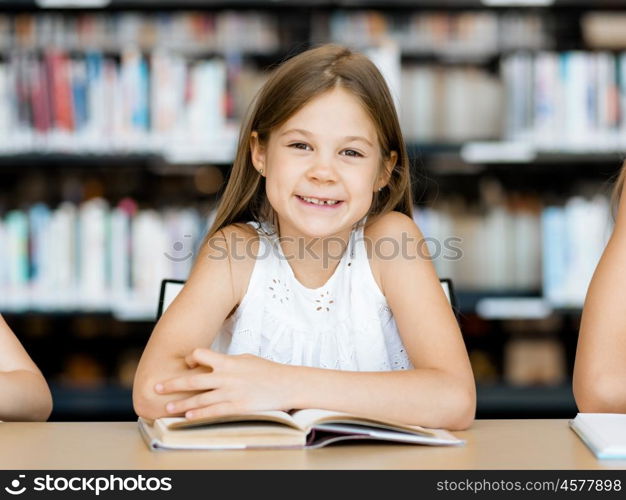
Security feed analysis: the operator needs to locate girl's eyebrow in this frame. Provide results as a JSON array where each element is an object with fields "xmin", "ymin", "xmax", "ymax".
[{"xmin": 279, "ymin": 128, "xmax": 374, "ymax": 147}]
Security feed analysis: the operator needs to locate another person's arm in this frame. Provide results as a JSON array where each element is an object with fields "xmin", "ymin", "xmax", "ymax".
[
  {"xmin": 0, "ymin": 315, "xmax": 53, "ymax": 421},
  {"xmin": 574, "ymin": 179, "xmax": 626, "ymax": 413}
]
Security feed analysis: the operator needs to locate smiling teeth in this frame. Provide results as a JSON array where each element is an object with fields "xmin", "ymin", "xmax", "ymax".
[{"xmin": 300, "ymin": 196, "xmax": 339, "ymax": 205}]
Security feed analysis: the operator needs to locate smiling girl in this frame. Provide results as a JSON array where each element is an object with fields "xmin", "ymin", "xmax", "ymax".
[{"xmin": 133, "ymin": 44, "xmax": 475, "ymax": 430}]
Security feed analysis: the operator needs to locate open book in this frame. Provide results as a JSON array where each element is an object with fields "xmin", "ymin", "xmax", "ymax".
[
  {"xmin": 138, "ymin": 409, "xmax": 465, "ymax": 450},
  {"xmin": 569, "ymin": 413, "xmax": 626, "ymax": 459}
]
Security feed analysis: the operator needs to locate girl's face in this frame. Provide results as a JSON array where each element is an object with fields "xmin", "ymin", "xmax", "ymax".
[{"xmin": 251, "ymin": 87, "xmax": 397, "ymax": 238}]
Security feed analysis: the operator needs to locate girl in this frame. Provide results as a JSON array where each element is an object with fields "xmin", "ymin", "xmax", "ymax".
[
  {"xmin": 0, "ymin": 314, "xmax": 53, "ymax": 421},
  {"xmin": 574, "ymin": 161, "xmax": 626, "ymax": 413},
  {"xmin": 133, "ymin": 44, "xmax": 475, "ymax": 430}
]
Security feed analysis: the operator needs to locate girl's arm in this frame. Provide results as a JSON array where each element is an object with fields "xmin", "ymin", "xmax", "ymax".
[
  {"xmin": 132, "ymin": 225, "xmax": 258, "ymax": 421},
  {"xmin": 574, "ymin": 186, "xmax": 626, "ymax": 413},
  {"xmin": 288, "ymin": 211, "xmax": 475, "ymax": 429},
  {"xmin": 158, "ymin": 212, "xmax": 476, "ymax": 430},
  {"xmin": 0, "ymin": 315, "xmax": 53, "ymax": 421}
]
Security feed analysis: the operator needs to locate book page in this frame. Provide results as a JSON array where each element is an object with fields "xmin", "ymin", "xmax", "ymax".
[
  {"xmin": 307, "ymin": 425, "xmax": 464, "ymax": 448},
  {"xmin": 165, "ymin": 410, "xmax": 302, "ymax": 431},
  {"xmin": 140, "ymin": 418, "xmax": 306, "ymax": 450},
  {"xmin": 291, "ymin": 409, "xmax": 435, "ymax": 436}
]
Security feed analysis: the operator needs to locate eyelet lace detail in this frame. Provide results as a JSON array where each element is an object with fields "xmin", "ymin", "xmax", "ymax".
[
  {"xmin": 390, "ymin": 348, "xmax": 410, "ymax": 370},
  {"xmin": 314, "ymin": 290, "xmax": 334, "ymax": 312},
  {"xmin": 212, "ymin": 218, "xmax": 413, "ymax": 373},
  {"xmin": 268, "ymin": 278, "xmax": 290, "ymax": 304}
]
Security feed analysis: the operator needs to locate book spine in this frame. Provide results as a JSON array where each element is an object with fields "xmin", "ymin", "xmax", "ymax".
[
  {"xmin": 541, "ymin": 205, "xmax": 567, "ymax": 305},
  {"xmin": 78, "ymin": 198, "xmax": 109, "ymax": 308},
  {"xmin": 0, "ymin": 63, "xmax": 8, "ymax": 143},
  {"xmin": 71, "ymin": 58, "xmax": 88, "ymax": 134},
  {"xmin": 28, "ymin": 203, "xmax": 51, "ymax": 303}
]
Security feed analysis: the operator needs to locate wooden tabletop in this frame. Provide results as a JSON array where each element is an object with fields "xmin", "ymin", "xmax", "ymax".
[{"xmin": 1, "ymin": 419, "xmax": 625, "ymax": 469}]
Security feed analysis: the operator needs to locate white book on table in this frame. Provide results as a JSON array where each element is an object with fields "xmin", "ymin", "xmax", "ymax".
[{"xmin": 570, "ymin": 413, "xmax": 626, "ymax": 460}]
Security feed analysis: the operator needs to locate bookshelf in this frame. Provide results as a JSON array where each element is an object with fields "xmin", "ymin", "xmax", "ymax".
[{"xmin": 2, "ymin": 0, "xmax": 626, "ymax": 420}]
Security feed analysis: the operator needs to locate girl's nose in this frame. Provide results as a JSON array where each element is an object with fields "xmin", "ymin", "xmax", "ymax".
[{"xmin": 307, "ymin": 155, "xmax": 337, "ymax": 183}]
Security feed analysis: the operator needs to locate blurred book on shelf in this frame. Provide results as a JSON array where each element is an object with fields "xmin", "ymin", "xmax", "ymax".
[
  {"xmin": 401, "ymin": 65, "xmax": 503, "ymax": 142},
  {"xmin": 2, "ymin": 189, "xmax": 608, "ymax": 317},
  {"xmin": 115, "ymin": 348, "xmax": 142, "ymax": 389},
  {"xmin": 312, "ymin": 10, "xmax": 550, "ymax": 57},
  {"xmin": 504, "ymin": 337, "xmax": 566, "ymax": 386},
  {"xmin": 502, "ymin": 51, "xmax": 626, "ymax": 151},
  {"xmin": 0, "ymin": 49, "xmax": 239, "ymax": 161},
  {"xmin": 541, "ymin": 196, "xmax": 611, "ymax": 307},
  {"xmin": 468, "ymin": 349, "xmax": 499, "ymax": 385},
  {"xmin": 0, "ymin": 11, "xmax": 280, "ymax": 53},
  {"xmin": 58, "ymin": 352, "xmax": 107, "ymax": 389},
  {"xmin": 0, "ymin": 12, "xmax": 278, "ymax": 161},
  {"xmin": 582, "ymin": 12, "xmax": 626, "ymax": 50},
  {"xmin": 0, "ymin": 197, "xmax": 213, "ymax": 320},
  {"xmin": 414, "ymin": 180, "xmax": 612, "ymax": 310},
  {"xmin": 2, "ymin": 8, "xmax": 626, "ymax": 162}
]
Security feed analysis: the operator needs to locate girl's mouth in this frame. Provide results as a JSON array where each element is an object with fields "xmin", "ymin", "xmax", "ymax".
[{"xmin": 295, "ymin": 195, "xmax": 344, "ymax": 209}]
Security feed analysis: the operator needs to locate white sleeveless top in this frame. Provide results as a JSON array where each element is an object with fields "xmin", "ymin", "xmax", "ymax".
[{"xmin": 210, "ymin": 219, "xmax": 413, "ymax": 371}]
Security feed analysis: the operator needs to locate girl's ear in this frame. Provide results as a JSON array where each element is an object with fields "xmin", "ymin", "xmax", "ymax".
[
  {"xmin": 376, "ymin": 150, "xmax": 397, "ymax": 191},
  {"xmin": 250, "ymin": 131, "xmax": 266, "ymax": 175}
]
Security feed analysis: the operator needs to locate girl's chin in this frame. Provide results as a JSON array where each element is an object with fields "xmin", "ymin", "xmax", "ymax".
[
  {"xmin": 291, "ymin": 219, "xmax": 353, "ymax": 238},
  {"xmin": 277, "ymin": 207, "xmax": 364, "ymax": 237}
]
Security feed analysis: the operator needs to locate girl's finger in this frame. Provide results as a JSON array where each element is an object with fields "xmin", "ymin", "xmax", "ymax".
[
  {"xmin": 184, "ymin": 402, "xmax": 238, "ymax": 421},
  {"xmin": 185, "ymin": 355, "xmax": 200, "ymax": 369},
  {"xmin": 155, "ymin": 373, "xmax": 220, "ymax": 394},
  {"xmin": 165, "ymin": 390, "xmax": 225, "ymax": 415},
  {"xmin": 186, "ymin": 348, "xmax": 225, "ymax": 370}
]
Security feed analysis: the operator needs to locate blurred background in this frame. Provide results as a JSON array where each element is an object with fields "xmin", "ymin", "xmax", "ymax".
[{"xmin": 0, "ymin": 0, "xmax": 624, "ymax": 420}]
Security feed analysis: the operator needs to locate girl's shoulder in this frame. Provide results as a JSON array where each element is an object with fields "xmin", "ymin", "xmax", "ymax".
[
  {"xmin": 364, "ymin": 210, "xmax": 422, "ymax": 295},
  {"xmin": 364, "ymin": 210, "xmax": 417, "ymax": 239},
  {"xmin": 219, "ymin": 221, "xmax": 261, "ymax": 239},
  {"xmin": 206, "ymin": 222, "xmax": 262, "ymax": 307}
]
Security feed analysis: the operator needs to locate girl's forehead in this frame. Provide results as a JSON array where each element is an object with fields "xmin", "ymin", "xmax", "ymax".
[{"xmin": 276, "ymin": 89, "xmax": 377, "ymax": 141}]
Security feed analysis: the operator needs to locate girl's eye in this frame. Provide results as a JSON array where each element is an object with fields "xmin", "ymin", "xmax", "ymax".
[{"xmin": 288, "ymin": 143, "xmax": 363, "ymax": 157}]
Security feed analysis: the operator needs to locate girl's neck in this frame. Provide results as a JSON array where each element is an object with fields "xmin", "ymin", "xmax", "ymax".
[{"xmin": 275, "ymin": 220, "xmax": 353, "ymax": 288}]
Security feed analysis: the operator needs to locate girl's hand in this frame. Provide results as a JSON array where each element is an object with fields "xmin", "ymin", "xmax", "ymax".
[{"xmin": 154, "ymin": 348, "xmax": 294, "ymax": 420}]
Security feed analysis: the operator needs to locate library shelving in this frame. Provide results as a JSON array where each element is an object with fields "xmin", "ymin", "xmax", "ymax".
[{"xmin": 2, "ymin": 0, "xmax": 626, "ymax": 420}]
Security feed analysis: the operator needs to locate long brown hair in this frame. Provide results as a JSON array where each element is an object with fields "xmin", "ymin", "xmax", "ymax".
[
  {"xmin": 612, "ymin": 159, "xmax": 626, "ymax": 218},
  {"xmin": 203, "ymin": 43, "xmax": 413, "ymax": 244}
]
